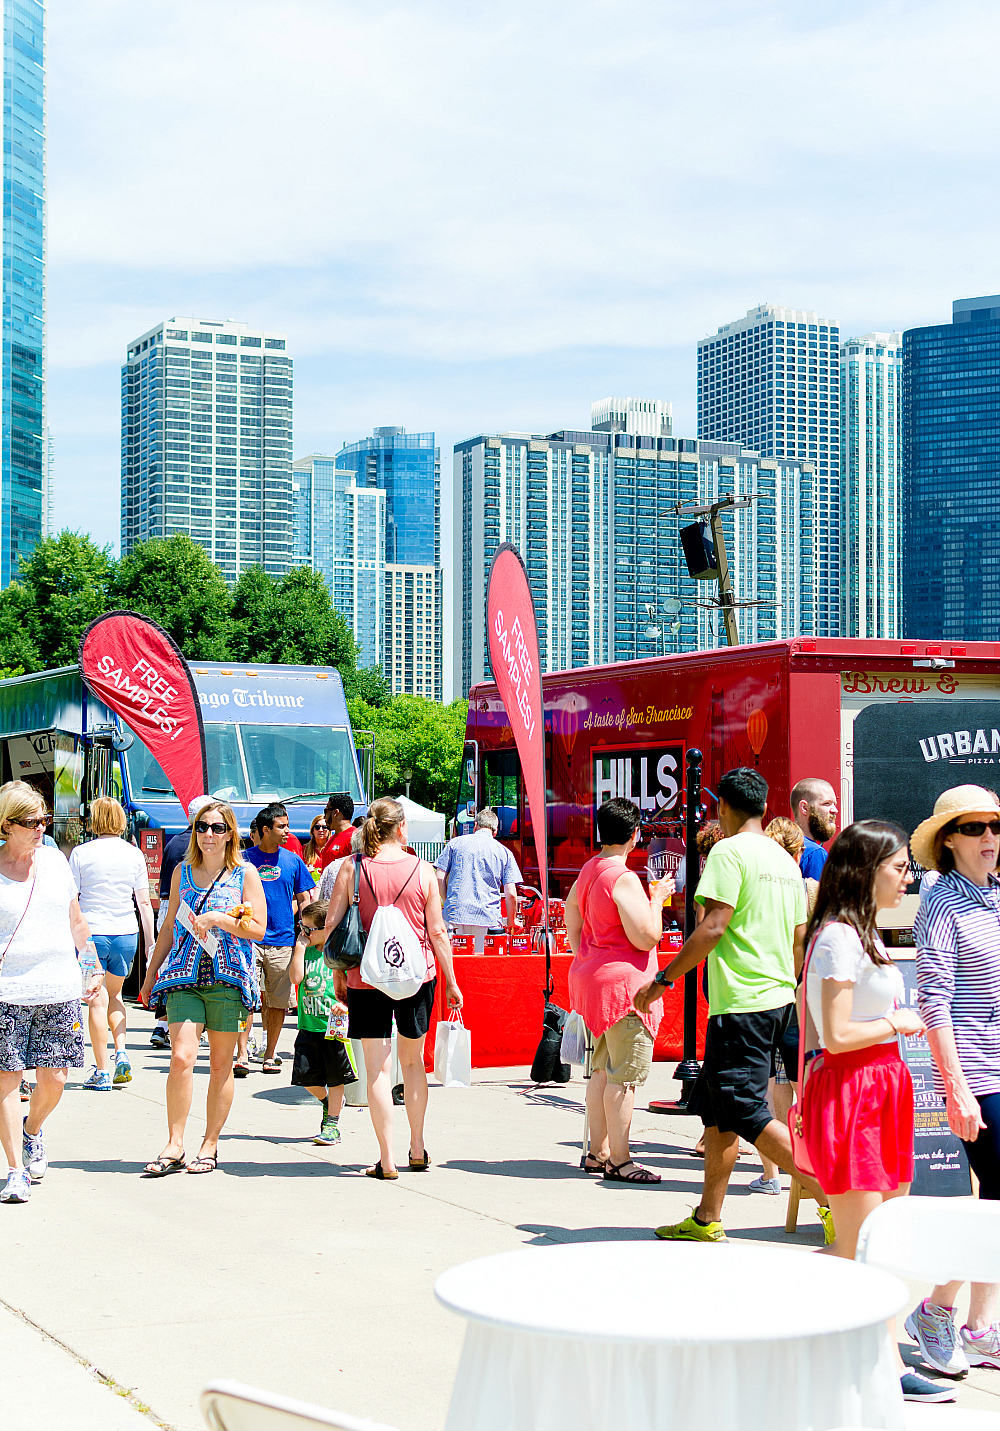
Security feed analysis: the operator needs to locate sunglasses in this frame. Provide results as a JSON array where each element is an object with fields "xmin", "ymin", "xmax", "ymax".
[
  {"xmin": 195, "ymin": 820, "xmax": 229, "ymax": 836},
  {"xmin": 313, "ymin": 823, "xmax": 328, "ymax": 831},
  {"xmin": 954, "ymin": 820, "xmax": 1000, "ymax": 837},
  {"xmin": 12, "ymin": 816, "xmax": 51, "ymax": 829}
]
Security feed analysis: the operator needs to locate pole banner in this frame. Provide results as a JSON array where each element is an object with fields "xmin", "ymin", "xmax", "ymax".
[
  {"xmin": 78, "ymin": 611, "xmax": 209, "ymax": 814},
  {"xmin": 486, "ymin": 544, "xmax": 548, "ymax": 916}
]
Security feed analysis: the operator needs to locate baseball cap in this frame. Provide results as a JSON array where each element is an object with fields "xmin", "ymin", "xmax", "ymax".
[{"xmin": 187, "ymin": 794, "xmax": 215, "ymax": 824}]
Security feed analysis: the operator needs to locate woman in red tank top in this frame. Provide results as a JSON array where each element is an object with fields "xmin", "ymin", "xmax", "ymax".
[
  {"xmin": 565, "ymin": 798, "xmax": 673, "ymax": 1183},
  {"xmin": 323, "ymin": 798, "xmax": 462, "ymax": 1180}
]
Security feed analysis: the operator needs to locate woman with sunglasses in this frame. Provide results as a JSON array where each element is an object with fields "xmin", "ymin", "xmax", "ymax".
[
  {"xmin": 139, "ymin": 802, "xmax": 266, "ymax": 1176},
  {"xmin": 302, "ymin": 816, "xmax": 331, "ymax": 879},
  {"xmin": 0, "ymin": 782, "xmax": 100, "ymax": 1204},
  {"xmin": 905, "ymin": 787, "xmax": 1000, "ymax": 1380}
]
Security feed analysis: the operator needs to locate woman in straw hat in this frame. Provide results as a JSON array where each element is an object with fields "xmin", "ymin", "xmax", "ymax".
[{"xmin": 905, "ymin": 786, "xmax": 1000, "ymax": 1380}]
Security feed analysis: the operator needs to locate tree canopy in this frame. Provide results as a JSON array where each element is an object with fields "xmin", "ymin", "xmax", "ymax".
[{"xmin": 347, "ymin": 695, "xmax": 468, "ymax": 815}]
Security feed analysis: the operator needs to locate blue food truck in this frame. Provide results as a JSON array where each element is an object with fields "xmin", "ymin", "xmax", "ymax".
[{"xmin": 0, "ymin": 660, "xmax": 373, "ymax": 848}]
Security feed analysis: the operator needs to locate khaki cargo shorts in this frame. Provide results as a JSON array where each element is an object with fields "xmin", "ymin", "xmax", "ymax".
[
  {"xmin": 591, "ymin": 1012, "xmax": 654, "ymax": 1087},
  {"xmin": 255, "ymin": 943, "xmax": 294, "ymax": 1009}
]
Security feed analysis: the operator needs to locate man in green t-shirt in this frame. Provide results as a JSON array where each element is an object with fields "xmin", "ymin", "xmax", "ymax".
[{"xmin": 635, "ymin": 766, "xmax": 824, "ymax": 1241}]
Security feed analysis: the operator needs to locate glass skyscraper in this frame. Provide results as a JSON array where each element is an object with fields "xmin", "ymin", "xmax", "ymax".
[
  {"xmin": 903, "ymin": 295, "xmax": 1000, "ymax": 639},
  {"xmin": 121, "ymin": 318, "xmax": 293, "ymax": 583},
  {"xmin": 337, "ymin": 427, "xmax": 440, "ymax": 566},
  {"xmin": 2, "ymin": 0, "xmax": 45, "ymax": 586}
]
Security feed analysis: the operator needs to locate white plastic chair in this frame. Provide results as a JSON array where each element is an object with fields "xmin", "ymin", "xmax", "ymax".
[
  {"xmin": 200, "ymin": 1380, "xmax": 401, "ymax": 1431},
  {"xmin": 855, "ymin": 1196, "xmax": 1000, "ymax": 1285},
  {"xmin": 854, "ymin": 1198, "xmax": 1000, "ymax": 1431}
]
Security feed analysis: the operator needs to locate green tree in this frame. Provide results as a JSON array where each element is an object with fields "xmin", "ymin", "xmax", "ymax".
[
  {"xmin": 107, "ymin": 535, "xmax": 233, "ymax": 659},
  {"xmin": 230, "ymin": 565, "xmax": 358, "ymax": 675},
  {"xmin": 2, "ymin": 531, "xmax": 114, "ymax": 668},
  {"xmin": 347, "ymin": 695, "xmax": 468, "ymax": 814},
  {"xmin": 342, "ymin": 664, "xmax": 392, "ymax": 708}
]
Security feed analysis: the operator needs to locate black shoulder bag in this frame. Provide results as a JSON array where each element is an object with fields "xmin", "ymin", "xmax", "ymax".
[{"xmin": 324, "ymin": 854, "xmax": 366, "ymax": 971}]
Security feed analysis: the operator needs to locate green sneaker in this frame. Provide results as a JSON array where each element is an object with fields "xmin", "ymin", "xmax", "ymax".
[
  {"xmin": 113, "ymin": 1052, "xmax": 132, "ymax": 1086},
  {"xmin": 314, "ymin": 1115, "xmax": 341, "ymax": 1146},
  {"xmin": 817, "ymin": 1204, "xmax": 836, "ymax": 1246},
  {"xmin": 654, "ymin": 1212, "xmax": 726, "ymax": 1242}
]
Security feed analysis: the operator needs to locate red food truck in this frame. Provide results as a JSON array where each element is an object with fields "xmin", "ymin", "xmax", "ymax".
[{"xmin": 440, "ymin": 636, "xmax": 1000, "ymax": 1067}]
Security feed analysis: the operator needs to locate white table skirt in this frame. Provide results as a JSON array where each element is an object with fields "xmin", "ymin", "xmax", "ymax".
[
  {"xmin": 436, "ymin": 1243, "xmax": 908, "ymax": 1431},
  {"xmin": 445, "ymin": 1321, "xmax": 903, "ymax": 1431}
]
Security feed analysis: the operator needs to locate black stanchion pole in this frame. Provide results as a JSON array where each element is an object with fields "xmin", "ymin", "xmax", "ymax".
[{"xmin": 671, "ymin": 748, "xmax": 703, "ymax": 1104}]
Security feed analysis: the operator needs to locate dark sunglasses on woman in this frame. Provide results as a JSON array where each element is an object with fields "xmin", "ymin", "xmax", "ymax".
[
  {"xmin": 13, "ymin": 816, "xmax": 51, "ymax": 829},
  {"xmin": 954, "ymin": 820, "xmax": 1000, "ymax": 837},
  {"xmin": 195, "ymin": 820, "xmax": 229, "ymax": 835}
]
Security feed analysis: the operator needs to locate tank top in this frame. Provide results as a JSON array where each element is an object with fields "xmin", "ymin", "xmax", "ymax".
[
  {"xmin": 348, "ymin": 853, "xmax": 435, "ymax": 992},
  {"xmin": 567, "ymin": 855, "xmax": 662, "ymax": 1040}
]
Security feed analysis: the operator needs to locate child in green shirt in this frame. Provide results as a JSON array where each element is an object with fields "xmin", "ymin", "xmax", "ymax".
[{"xmin": 288, "ymin": 900, "xmax": 357, "ymax": 1145}]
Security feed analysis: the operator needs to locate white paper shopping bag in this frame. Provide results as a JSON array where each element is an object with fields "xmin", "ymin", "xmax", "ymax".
[{"xmin": 434, "ymin": 1011, "xmax": 472, "ymax": 1088}]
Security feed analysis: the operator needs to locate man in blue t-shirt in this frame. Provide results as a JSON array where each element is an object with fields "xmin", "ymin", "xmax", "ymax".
[
  {"xmin": 790, "ymin": 777, "xmax": 838, "ymax": 881},
  {"xmin": 243, "ymin": 802, "xmax": 315, "ymax": 1072},
  {"xmin": 435, "ymin": 808, "xmax": 522, "ymax": 952}
]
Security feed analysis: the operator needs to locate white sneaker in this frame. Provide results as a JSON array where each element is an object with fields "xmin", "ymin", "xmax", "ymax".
[
  {"xmin": 22, "ymin": 1119, "xmax": 47, "ymax": 1182},
  {"xmin": 747, "ymin": 1175, "xmax": 781, "ymax": 1195},
  {"xmin": 0, "ymin": 1168, "xmax": 30, "ymax": 1203},
  {"xmin": 905, "ymin": 1300, "xmax": 970, "ymax": 1378},
  {"xmin": 961, "ymin": 1323, "xmax": 1000, "ymax": 1369}
]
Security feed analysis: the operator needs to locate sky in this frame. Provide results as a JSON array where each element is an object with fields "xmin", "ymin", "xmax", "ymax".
[{"xmin": 48, "ymin": 0, "xmax": 1000, "ymax": 563}]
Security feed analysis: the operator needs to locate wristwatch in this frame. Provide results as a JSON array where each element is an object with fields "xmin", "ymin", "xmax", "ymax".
[{"xmin": 653, "ymin": 967, "xmax": 672, "ymax": 988}]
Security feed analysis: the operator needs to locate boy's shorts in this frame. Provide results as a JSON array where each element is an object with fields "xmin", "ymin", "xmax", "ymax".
[{"xmin": 291, "ymin": 1030, "xmax": 358, "ymax": 1090}]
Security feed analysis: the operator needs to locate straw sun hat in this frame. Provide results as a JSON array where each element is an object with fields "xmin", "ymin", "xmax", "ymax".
[{"xmin": 910, "ymin": 785, "xmax": 1000, "ymax": 871}]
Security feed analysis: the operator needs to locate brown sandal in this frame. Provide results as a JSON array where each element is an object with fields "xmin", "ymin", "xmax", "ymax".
[
  {"xmin": 408, "ymin": 1149, "xmax": 431, "ymax": 1171},
  {"xmin": 603, "ymin": 1160, "xmax": 661, "ymax": 1184},
  {"xmin": 365, "ymin": 1161, "xmax": 399, "ymax": 1180}
]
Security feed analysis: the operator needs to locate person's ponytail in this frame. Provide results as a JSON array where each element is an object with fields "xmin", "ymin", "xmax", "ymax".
[
  {"xmin": 361, "ymin": 815, "xmax": 381, "ymax": 858},
  {"xmin": 362, "ymin": 797, "xmax": 406, "ymax": 857}
]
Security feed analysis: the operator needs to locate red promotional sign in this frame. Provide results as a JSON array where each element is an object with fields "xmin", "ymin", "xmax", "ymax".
[
  {"xmin": 486, "ymin": 544, "xmax": 548, "ymax": 917},
  {"xmin": 78, "ymin": 611, "xmax": 209, "ymax": 814}
]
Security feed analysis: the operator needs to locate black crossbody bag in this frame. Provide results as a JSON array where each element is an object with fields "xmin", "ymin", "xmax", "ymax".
[{"xmin": 324, "ymin": 855, "xmax": 366, "ymax": 971}]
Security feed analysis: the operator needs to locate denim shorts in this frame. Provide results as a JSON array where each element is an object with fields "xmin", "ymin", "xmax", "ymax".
[
  {"xmin": 93, "ymin": 933, "xmax": 138, "ymax": 980},
  {"xmin": 0, "ymin": 999, "xmax": 85, "ymax": 1070}
]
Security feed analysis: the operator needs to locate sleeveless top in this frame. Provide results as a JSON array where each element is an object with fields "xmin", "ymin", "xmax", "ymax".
[
  {"xmin": 153, "ymin": 862, "xmax": 259, "ymax": 1010},
  {"xmin": 567, "ymin": 855, "xmax": 662, "ymax": 1041},
  {"xmin": 347, "ymin": 853, "xmax": 435, "ymax": 992}
]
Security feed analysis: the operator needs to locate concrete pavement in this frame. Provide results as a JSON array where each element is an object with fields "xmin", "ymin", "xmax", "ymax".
[{"xmin": 1, "ymin": 1008, "xmax": 999, "ymax": 1431}]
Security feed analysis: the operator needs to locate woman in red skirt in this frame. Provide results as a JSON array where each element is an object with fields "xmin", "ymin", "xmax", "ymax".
[{"xmin": 801, "ymin": 820, "xmax": 924, "ymax": 1249}]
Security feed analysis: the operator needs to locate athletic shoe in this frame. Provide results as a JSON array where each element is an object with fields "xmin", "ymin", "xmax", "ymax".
[
  {"xmin": 22, "ymin": 1119, "xmax": 46, "ymax": 1181},
  {"xmin": 817, "ymin": 1205, "xmax": 836, "ymax": 1245},
  {"xmin": 199, "ymin": 1031, "xmax": 209, "ymax": 1047},
  {"xmin": 314, "ymin": 1116, "xmax": 341, "ymax": 1146},
  {"xmin": 961, "ymin": 1322, "xmax": 1000, "ymax": 1369},
  {"xmin": 654, "ymin": 1213, "xmax": 726, "ymax": 1242},
  {"xmin": 747, "ymin": 1175, "xmax": 781, "ymax": 1195},
  {"xmin": 905, "ymin": 1300, "xmax": 969, "ymax": 1378},
  {"xmin": 900, "ymin": 1372, "xmax": 957, "ymax": 1403},
  {"xmin": 83, "ymin": 1067, "xmax": 112, "ymax": 1092},
  {"xmin": 0, "ymin": 1169, "xmax": 30, "ymax": 1203},
  {"xmin": 19, "ymin": 1078, "xmax": 30, "ymax": 1102},
  {"xmin": 149, "ymin": 1026, "xmax": 169, "ymax": 1049},
  {"xmin": 113, "ymin": 1052, "xmax": 132, "ymax": 1086}
]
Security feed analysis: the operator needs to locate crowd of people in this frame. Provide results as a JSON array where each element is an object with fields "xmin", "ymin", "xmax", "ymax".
[{"xmin": 0, "ymin": 764, "xmax": 997, "ymax": 1406}]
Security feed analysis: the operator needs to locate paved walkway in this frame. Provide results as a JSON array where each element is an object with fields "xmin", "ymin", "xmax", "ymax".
[{"xmin": 1, "ymin": 1009, "xmax": 999, "ymax": 1431}]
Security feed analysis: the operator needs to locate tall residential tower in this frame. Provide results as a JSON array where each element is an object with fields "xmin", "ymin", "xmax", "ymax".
[
  {"xmin": 2, "ymin": 0, "xmax": 45, "ymax": 584},
  {"xmin": 121, "ymin": 318, "xmax": 293, "ymax": 583}
]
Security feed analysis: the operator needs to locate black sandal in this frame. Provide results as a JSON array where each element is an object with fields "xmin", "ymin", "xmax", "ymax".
[
  {"xmin": 602, "ymin": 1160, "xmax": 661, "ymax": 1184},
  {"xmin": 408, "ymin": 1149, "xmax": 431, "ymax": 1171},
  {"xmin": 580, "ymin": 1153, "xmax": 609, "ymax": 1174},
  {"xmin": 186, "ymin": 1152, "xmax": 218, "ymax": 1174},
  {"xmin": 365, "ymin": 1161, "xmax": 399, "ymax": 1180},
  {"xmin": 142, "ymin": 1153, "xmax": 186, "ymax": 1178}
]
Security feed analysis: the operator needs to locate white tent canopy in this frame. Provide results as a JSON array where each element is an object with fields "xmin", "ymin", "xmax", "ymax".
[{"xmin": 395, "ymin": 794, "xmax": 446, "ymax": 844}]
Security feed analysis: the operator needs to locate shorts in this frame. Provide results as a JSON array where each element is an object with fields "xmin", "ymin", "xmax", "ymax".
[
  {"xmin": 347, "ymin": 978, "xmax": 437, "ymax": 1041},
  {"xmin": 166, "ymin": 983, "xmax": 250, "ymax": 1033},
  {"xmin": 255, "ymin": 944, "xmax": 294, "ymax": 1009},
  {"xmin": 774, "ymin": 1007, "xmax": 799, "ymax": 1086},
  {"xmin": 93, "ymin": 933, "xmax": 138, "ymax": 980},
  {"xmin": 291, "ymin": 1030, "xmax": 358, "ymax": 1090},
  {"xmin": 962, "ymin": 1091, "xmax": 1000, "ymax": 1201},
  {"xmin": 801, "ymin": 1043, "xmax": 914, "ymax": 1195},
  {"xmin": 701, "ymin": 1003, "xmax": 793, "ymax": 1143},
  {"xmin": 0, "ymin": 999, "xmax": 85, "ymax": 1070},
  {"xmin": 591, "ymin": 1013, "xmax": 654, "ymax": 1087}
]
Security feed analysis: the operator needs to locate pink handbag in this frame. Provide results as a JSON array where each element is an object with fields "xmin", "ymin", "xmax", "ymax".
[{"xmin": 787, "ymin": 935, "xmax": 824, "ymax": 1178}]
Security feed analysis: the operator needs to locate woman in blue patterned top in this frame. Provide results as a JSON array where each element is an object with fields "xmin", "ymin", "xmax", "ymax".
[{"xmin": 139, "ymin": 800, "xmax": 266, "ymax": 1176}]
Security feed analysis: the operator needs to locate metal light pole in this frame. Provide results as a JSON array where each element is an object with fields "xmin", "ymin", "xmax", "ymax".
[{"xmin": 669, "ymin": 494, "xmax": 776, "ymax": 648}]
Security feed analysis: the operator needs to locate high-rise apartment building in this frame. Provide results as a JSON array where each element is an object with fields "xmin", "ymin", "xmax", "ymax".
[
  {"xmin": 903, "ymin": 295, "xmax": 1000, "ymax": 639},
  {"xmin": 840, "ymin": 332, "xmax": 902, "ymax": 638},
  {"xmin": 292, "ymin": 454, "xmax": 385, "ymax": 669},
  {"xmin": 121, "ymin": 318, "xmax": 293, "ymax": 583},
  {"xmin": 2, "ymin": 1, "xmax": 45, "ymax": 585},
  {"xmin": 384, "ymin": 564, "xmax": 443, "ymax": 701},
  {"xmin": 453, "ymin": 420, "xmax": 829, "ymax": 694}
]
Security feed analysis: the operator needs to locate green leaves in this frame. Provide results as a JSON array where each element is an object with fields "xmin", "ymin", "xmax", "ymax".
[
  {"xmin": 108, "ymin": 535, "xmax": 232, "ymax": 660},
  {"xmin": 346, "ymin": 695, "xmax": 469, "ymax": 815}
]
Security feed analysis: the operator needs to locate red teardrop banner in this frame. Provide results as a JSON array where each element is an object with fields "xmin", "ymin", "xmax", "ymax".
[
  {"xmin": 78, "ymin": 611, "xmax": 209, "ymax": 814},
  {"xmin": 486, "ymin": 544, "xmax": 548, "ymax": 919}
]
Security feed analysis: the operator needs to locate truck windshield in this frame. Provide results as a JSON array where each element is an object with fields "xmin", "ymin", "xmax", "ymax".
[
  {"xmin": 123, "ymin": 722, "xmax": 247, "ymax": 803},
  {"xmin": 240, "ymin": 725, "xmax": 362, "ymax": 801}
]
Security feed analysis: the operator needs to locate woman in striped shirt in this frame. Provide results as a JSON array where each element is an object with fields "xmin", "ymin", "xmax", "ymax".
[{"xmin": 909, "ymin": 785, "xmax": 1000, "ymax": 1378}]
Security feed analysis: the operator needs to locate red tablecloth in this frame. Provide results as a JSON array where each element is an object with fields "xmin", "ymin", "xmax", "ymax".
[{"xmin": 423, "ymin": 954, "xmax": 708, "ymax": 1071}]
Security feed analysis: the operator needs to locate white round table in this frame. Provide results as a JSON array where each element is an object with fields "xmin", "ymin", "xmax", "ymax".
[{"xmin": 435, "ymin": 1241, "xmax": 908, "ymax": 1431}]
